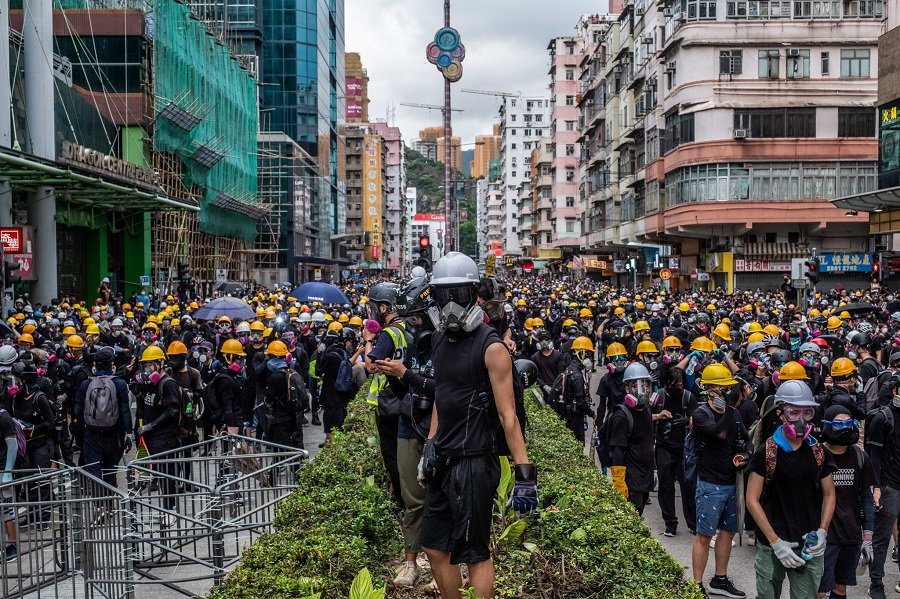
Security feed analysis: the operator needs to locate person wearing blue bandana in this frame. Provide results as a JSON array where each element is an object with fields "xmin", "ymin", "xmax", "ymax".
[{"xmin": 747, "ymin": 379, "xmax": 837, "ymax": 599}]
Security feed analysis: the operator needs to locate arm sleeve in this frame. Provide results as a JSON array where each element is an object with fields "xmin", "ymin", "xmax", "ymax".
[
  {"xmin": 693, "ymin": 405, "xmax": 733, "ymax": 440},
  {"xmin": 146, "ymin": 382, "xmax": 180, "ymax": 429},
  {"xmin": 4, "ymin": 437, "xmax": 16, "ymax": 472},
  {"xmin": 862, "ymin": 486, "xmax": 875, "ymax": 530}
]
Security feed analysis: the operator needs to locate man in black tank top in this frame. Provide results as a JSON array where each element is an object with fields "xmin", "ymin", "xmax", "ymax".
[{"xmin": 419, "ymin": 253, "xmax": 537, "ymax": 599}]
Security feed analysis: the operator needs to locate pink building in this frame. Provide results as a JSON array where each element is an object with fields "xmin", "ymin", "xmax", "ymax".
[{"xmin": 367, "ymin": 121, "xmax": 407, "ymax": 273}]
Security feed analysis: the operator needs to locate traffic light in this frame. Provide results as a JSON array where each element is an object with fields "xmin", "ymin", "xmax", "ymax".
[
  {"xmin": 177, "ymin": 261, "xmax": 189, "ymax": 283},
  {"xmin": 3, "ymin": 260, "xmax": 20, "ymax": 287},
  {"xmin": 875, "ymin": 259, "xmax": 881, "ymax": 281},
  {"xmin": 416, "ymin": 235, "xmax": 432, "ymax": 272},
  {"xmin": 804, "ymin": 257, "xmax": 819, "ymax": 286}
]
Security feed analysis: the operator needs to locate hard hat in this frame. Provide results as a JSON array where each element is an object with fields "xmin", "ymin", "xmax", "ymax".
[
  {"xmin": 256, "ymin": 308, "xmax": 266, "ymax": 317},
  {"xmin": 748, "ymin": 322, "xmax": 763, "ymax": 333},
  {"xmin": 220, "ymin": 339, "xmax": 246, "ymax": 356},
  {"xmin": 774, "ymin": 379, "xmax": 817, "ymax": 407},
  {"xmin": 349, "ymin": 316, "xmax": 363, "ymax": 327},
  {"xmin": 562, "ymin": 319, "xmax": 576, "ymax": 328},
  {"xmin": 167, "ymin": 341, "xmax": 189, "ymax": 356},
  {"xmin": 614, "ymin": 307, "xmax": 625, "ymax": 316},
  {"xmin": 778, "ymin": 361, "xmax": 809, "ymax": 381},
  {"xmin": 747, "ymin": 332, "xmax": 765, "ymax": 344},
  {"xmin": 636, "ymin": 340, "xmax": 658, "ymax": 355},
  {"xmin": 338, "ymin": 313, "xmax": 350, "ymax": 323},
  {"xmin": 266, "ymin": 340, "xmax": 289, "ymax": 357},
  {"xmin": 699, "ymin": 363, "xmax": 737, "ymax": 387},
  {"xmin": 142, "ymin": 322, "xmax": 159, "ymax": 332},
  {"xmin": 85, "ymin": 325, "xmax": 100, "ymax": 336},
  {"xmin": 22, "ymin": 324, "xmax": 35, "ymax": 335},
  {"xmin": 288, "ymin": 306, "xmax": 299, "ymax": 315},
  {"xmin": 572, "ymin": 336, "xmax": 594, "ymax": 352},
  {"xmin": 66, "ymin": 334, "xmax": 84, "ymax": 349},
  {"xmin": 623, "ymin": 362, "xmax": 651, "ymax": 382},
  {"xmin": 839, "ymin": 311, "xmax": 851, "ymax": 320},
  {"xmin": 62, "ymin": 326, "xmax": 77, "ymax": 336},
  {"xmin": 706, "ymin": 304, "xmax": 716, "ymax": 311},
  {"xmin": 265, "ymin": 308, "xmax": 277, "ymax": 320},
  {"xmin": 689, "ymin": 336, "xmax": 715, "ymax": 353},
  {"xmin": 633, "ymin": 320, "xmax": 650, "ymax": 333},
  {"xmin": 662, "ymin": 336, "xmax": 683, "ymax": 349},
  {"xmin": 18, "ymin": 333, "xmax": 34, "ymax": 345},
  {"xmin": 524, "ymin": 318, "xmax": 534, "ymax": 331},
  {"xmin": 763, "ymin": 324, "xmax": 781, "ymax": 336},
  {"xmin": 235, "ymin": 322, "xmax": 251, "ymax": 334},
  {"xmin": 635, "ymin": 301, "xmax": 645, "ymax": 310},
  {"xmin": 579, "ymin": 308, "xmax": 593, "ymax": 318},
  {"xmin": 516, "ymin": 299, "xmax": 526, "ymax": 307},
  {"xmin": 324, "ymin": 313, "xmax": 334, "ymax": 322},
  {"xmin": 826, "ymin": 316, "xmax": 842, "ymax": 330},
  {"xmin": 713, "ymin": 323, "xmax": 732, "ymax": 341},
  {"xmin": 217, "ymin": 316, "xmax": 232, "ymax": 324},
  {"xmin": 264, "ymin": 327, "xmax": 274, "ymax": 337},
  {"xmin": 249, "ymin": 321, "xmax": 266, "ymax": 332},
  {"xmin": 140, "ymin": 346, "xmax": 167, "ymax": 362},
  {"xmin": 327, "ymin": 321, "xmax": 343, "ymax": 332},
  {"xmin": 808, "ymin": 308, "xmax": 821, "ymax": 318},
  {"xmin": 122, "ymin": 303, "xmax": 132, "ymax": 311},
  {"xmin": 171, "ymin": 318, "xmax": 180, "ymax": 327},
  {"xmin": 83, "ymin": 317, "xmax": 96, "ymax": 326},
  {"xmin": 532, "ymin": 317, "xmax": 545, "ymax": 328},
  {"xmin": 679, "ymin": 302, "xmax": 690, "ymax": 312},
  {"xmin": 606, "ymin": 342, "xmax": 628, "ymax": 358},
  {"xmin": 830, "ymin": 357, "xmax": 857, "ymax": 378}
]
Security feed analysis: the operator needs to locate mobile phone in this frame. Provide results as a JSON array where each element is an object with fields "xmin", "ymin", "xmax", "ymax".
[{"xmin": 367, "ymin": 353, "xmax": 379, "ymax": 363}]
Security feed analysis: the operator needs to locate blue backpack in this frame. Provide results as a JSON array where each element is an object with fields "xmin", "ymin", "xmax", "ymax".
[{"xmin": 334, "ymin": 349, "xmax": 356, "ymax": 393}]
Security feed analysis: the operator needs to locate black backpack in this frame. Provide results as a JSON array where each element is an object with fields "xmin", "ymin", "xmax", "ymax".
[{"xmin": 597, "ymin": 403, "xmax": 633, "ymax": 467}]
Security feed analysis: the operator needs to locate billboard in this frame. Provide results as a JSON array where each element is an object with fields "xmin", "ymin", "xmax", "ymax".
[
  {"xmin": 346, "ymin": 77, "xmax": 362, "ymax": 96},
  {"xmin": 880, "ymin": 101, "xmax": 900, "ymax": 188},
  {"xmin": 363, "ymin": 135, "xmax": 383, "ymax": 262},
  {"xmin": 347, "ymin": 99, "xmax": 363, "ymax": 120}
]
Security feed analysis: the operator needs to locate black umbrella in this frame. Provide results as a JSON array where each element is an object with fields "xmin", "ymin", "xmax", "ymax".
[
  {"xmin": 838, "ymin": 302, "xmax": 877, "ymax": 316},
  {"xmin": 816, "ymin": 334, "xmax": 845, "ymax": 360},
  {"xmin": 216, "ymin": 282, "xmax": 245, "ymax": 295}
]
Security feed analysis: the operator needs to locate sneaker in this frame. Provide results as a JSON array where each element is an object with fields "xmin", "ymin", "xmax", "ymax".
[
  {"xmin": 869, "ymin": 585, "xmax": 887, "ymax": 599},
  {"xmin": 4, "ymin": 545, "xmax": 16, "ymax": 562},
  {"xmin": 422, "ymin": 579, "xmax": 440, "ymax": 595},
  {"xmin": 893, "ymin": 545, "xmax": 899, "ymax": 563},
  {"xmin": 664, "ymin": 524, "xmax": 677, "ymax": 537},
  {"xmin": 894, "ymin": 583, "xmax": 900, "ymax": 594},
  {"xmin": 311, "ymin": 414, "xmax": 322, "ymax": 426},
  {"xmin": 747, "ymin": 531, "xmax": 756, "ymax": 547},
  {"xmin": 392, "ymin": 560, "xmax": 420, "ymax": 588},
  {"xmin": 707, "ymin": 575, "xmax": 746, "ymax": 598}
]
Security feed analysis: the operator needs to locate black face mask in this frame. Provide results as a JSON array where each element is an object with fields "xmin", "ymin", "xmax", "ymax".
[
  {"xmin": 169, "ymin": 356, "xmax": 187, "ymax": 370},
  {"xmin": 822, "ymin": 423, "xmax": 860, "ymax": 446}
]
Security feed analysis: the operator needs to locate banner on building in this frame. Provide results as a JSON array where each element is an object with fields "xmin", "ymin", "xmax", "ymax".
[
  {"xmin": 363, "ymin": 135, "xmax": 383, "ymax": 262},
  {"xmin": 734, "ymin": 259, "xmax": 792, "ymax": 272},
  {"xmin": 818, "ymin": 253, "xmax": 873, "ymax": 273}
]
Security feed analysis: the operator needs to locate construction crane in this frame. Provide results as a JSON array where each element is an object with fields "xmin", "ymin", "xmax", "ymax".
[
  {"xmin": 460, "ymin": 88, "xmax": 521, "ymax": 98},
  {"xmin": 399, "ymin": 101, "xmax": 463, "ymax": 112}
]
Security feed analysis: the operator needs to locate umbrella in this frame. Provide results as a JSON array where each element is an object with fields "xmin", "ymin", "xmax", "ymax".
[
  {"xmin": 216, "ymin": 281, "xmax": 245, "ymax": 295},
  {"xmin": 815, "ymin": 334, "xmax": 846, "ymax": 360},
  {"xmin": 289, "ymin": 282, "xmax": 350, "ymax": 305},
  {"xmin": 838, "ymin": 302, "xmax": 877, "ymax": 316},
  {"xmin": 193, "ymin": 297, "xmax": 256, "ymax": 321}
]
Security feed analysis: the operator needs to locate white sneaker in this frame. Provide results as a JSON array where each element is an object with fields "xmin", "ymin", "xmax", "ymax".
[
  {"xmin": 158, "ymin": 514, "xmax": 177, "ymax": 528},
  {"xmin": 747, "ymin": 531, "xmax": 756, "ymax": 547},
  {"xmin": 393, "ymin": 560, "xmax": 419, "ymax": 588}
]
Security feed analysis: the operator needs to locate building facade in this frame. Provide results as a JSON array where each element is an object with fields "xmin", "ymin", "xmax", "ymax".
[
  {"xmin": 472, "ymin": 124, "xmax": 502, "ymax": 180},
  {"xmin": 367, "ymin": 121, "xmax": 407, "ymax": 274},
  {"xmin": 578, "ymin": 3, "xmax": 879, "ymax": 291},
  {"xmin": 345, "ymin": 52, "xmax": 370, "ymax": 123}
]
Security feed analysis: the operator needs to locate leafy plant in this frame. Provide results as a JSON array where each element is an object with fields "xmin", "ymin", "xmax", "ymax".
[{"xmin": 348, "ymin": 568, "xmax": 385, "ymax": 599}]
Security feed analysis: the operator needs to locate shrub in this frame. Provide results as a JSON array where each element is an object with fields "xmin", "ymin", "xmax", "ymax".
[{"xmin": 211, "ymin": 391, "xmax": 703, "ymax": 599}]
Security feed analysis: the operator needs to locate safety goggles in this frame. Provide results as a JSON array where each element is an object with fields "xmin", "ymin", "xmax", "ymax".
[
  {"xmin": 609, "ymin": 355, "xmax": 628, "ymax": 364},
  {"xmin": 821, "ymin": 418, "xmax": 858, "ymax": 430},
  {"xmin": 432, "ymin": 285, "xmax": 477, "ymax": 308},
  {"xmin": 783, "ymin": 407, "xmax": 815, "ymax": 420}
]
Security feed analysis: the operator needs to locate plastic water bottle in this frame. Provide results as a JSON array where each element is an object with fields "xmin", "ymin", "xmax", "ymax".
[
  {"xmin": 800, "ymin": 531, "xmax": 817, "ymax": 561},
  {"xmin": 185, "ymin": 400, "xmax": 194, "ymax": 420}
]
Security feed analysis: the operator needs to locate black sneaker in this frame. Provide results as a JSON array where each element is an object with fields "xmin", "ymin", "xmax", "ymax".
[
  {"xmin": 698, "ymin": 582, "xmax": 709, "ymax": 598},
  {"xmin": 311, "ymin": 414, "xmax": 321, "ymax": 426},
  {"xmin": 664, "ymin": 524, "xmax": 677, "ymax": 537},
  {"xmin": 869, "ymin": 584, "xmax": 887, "ymax": 599},
  {"xmin": 707, "ymin": 575, "xmax": 745, "ymax": 598},
  {"xmin": 4, "ymin": 545, "xmax": 16, "ymax": 562},
  {"xmin": 893, "ymin": 545, "xmax": 898, "ymax": 563}
]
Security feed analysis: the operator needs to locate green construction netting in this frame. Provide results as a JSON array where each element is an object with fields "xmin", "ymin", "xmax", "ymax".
[{"xmin": 152, "ymin": 0, "xmax": 259, "ymax": 241}]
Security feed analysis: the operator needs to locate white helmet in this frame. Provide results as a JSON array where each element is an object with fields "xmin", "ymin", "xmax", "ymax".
[
  {"xmin": 311, "ymin": 312, "xmax": 327, "ymax": 323},
  {"xmin": 428, "ymin": 252, "xmax": 483, "ymax": 334},
  {"xmin": 623, "ymin": 362, "xmax": 651, "ymax": 382},
  {"xmin": 774, "ymin": 379, "xmax": 817, "ymax": 407},
  {"xmin": 0, "ymin": 345, "xmax": 18, "ymax": 366},
  {"xmin": 111, "ymin": 318, "xmax": 124, "ymax": 328},
  {"xmin": 235, "ymin": 322, "xmax": 251, "ymax": 334},
  {"xmin": 298, "ymin": 312, "xmax": 312, "ymax": 324}
]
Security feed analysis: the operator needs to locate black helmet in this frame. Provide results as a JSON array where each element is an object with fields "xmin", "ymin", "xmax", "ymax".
[
  {"xmin": 396, "ymin": 276, "xmax": 432, "ymax": 316},
  {"xmin": 771, "ymin": 348, "xmax": 794, "ymax": 367},
  {"xmin": 368, "ymin": 283, "xmax": 400, "ymax": 308},
  {"xmin": 340, "ymin": 327, "xmax": 358, "ymax": 343},
  {"xmin": 849, "ymin": 332, "xmax": 872, "ymax": 349},
  {"xmin": 515, "ymin": 359, "xmax": 539, "ymax": 388}
]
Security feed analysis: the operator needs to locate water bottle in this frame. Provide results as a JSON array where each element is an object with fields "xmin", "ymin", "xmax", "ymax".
[
  {"xmin": 800, "ymin": 531, "xmax": 817, "ymax": 561},
  {"xmin": 185, "ymin": 399, "xmax": 194, "ymax": 420}
]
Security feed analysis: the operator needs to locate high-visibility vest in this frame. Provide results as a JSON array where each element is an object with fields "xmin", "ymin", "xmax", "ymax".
[{"xmin": 366, "ymin": 325, "xmax": 408, "ymax": 407}]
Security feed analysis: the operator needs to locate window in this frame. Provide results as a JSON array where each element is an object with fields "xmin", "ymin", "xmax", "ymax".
[
  {"xmin": 566, "ymin": 69, "xmax": 575, "ymax": 80},
  {"xmin": 788, "ymin": 231, "xmax": 800, "ymax": 244},
  {"xmin": 838, "ymin": 107, "xmax": 875, "ymax": 137},
  {"xmin": 524, "ymin": 142, "xmax": 532, "ymax": 149},
  {"xmin": 565, "ymin": 144, "xmax": 576, "ymax": 156},
  {"xmin": 524, "ymin": 129, "xmax": 532, "ymax": 136},
  {"xmin": 758, "ymin": 50, "xmax": 780, "ymax": 78},
  {"xmin": 511, "ymin": 114, "xmax": 517, "ymax": 122},
  {"xmin": 511, "ymin": 100, "xmax": 517, "ymax": 107},
  {"xmin": 748, "ymin": 0, "xmax": 792, "ymax": 17},
  {"xmin": 566, "ymin": 42, "xmax": 575, "ymax": 55},
  {"xmin": 565, "ymin": 120, "xmax": 575, "ymax": 131},
  {"xmin": 765, "ymin": 232, "xmax": 778, "ymax": 243},
  {"xmin": 511, "ymin": 129, "xmax": 517, "ymax": 136},
  {"xmin": 565, "ymin": 96, "xmax": 575, "ymax": 106},
  {"xmin": 821, "ymin": 52, "xmax": 830, "ymax": 75},
  {"xmin": 535, "ymin": 115, "xmax": 543, "ymax": 122},
  {"xmin": 686, "ymin": 0, "xmax": 718, "ymax": 18},
  {"xmin": 661, "ymin": 112, "xmax": 695, "ymax": 154},
  {"xmin": 843, "ymin": 0, "xmax": 883, "ymax": 17},
  {"xmin": 727, "ymin": 0, "xmax": 748, "ymax": 16},
  {"xmin": 793, "ymin": 0, "xmax": 840, "ymax": 17},
  {"xmin": 720, "ymin": 50, "xmax": 743, "ymax": 75},
  {"xmin": 733, "ymin": 108, "xmax": 816, "ymax": 137},
  {"xmin": 786, "ymin": 49, "xmax": 810, "ymax": 79},
  {"xmin": 566, "ymin": 196, "xmax": 575, "ymax": 207},
  {"xmin": 841, "ymin": 49, "xmax": 870, "ymax": 77},
  {"xmin": 511, "ymin": 143, "xmax": 517, "ymax": 149},
  {"xmin": 565, "ymin": 220, "xmax": 576, "ymax": 233},
  {"xmin": 566, "ymin": 169, "xmax": 575, "ymax": 182},
  {"xmin": 512, "ymin": 171, "xmax": 517, "ymax": 178}
]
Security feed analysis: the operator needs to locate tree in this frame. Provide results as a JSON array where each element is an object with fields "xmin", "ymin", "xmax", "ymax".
[{"xmin": 459, "ymin": 218, "xmax": 477, "ymax": 258}]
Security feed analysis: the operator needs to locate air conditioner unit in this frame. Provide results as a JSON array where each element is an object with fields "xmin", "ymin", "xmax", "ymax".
[
  {"xmin": 642, "ymin": 33, "xmax": 654, "ymax": 44},
  {"xmin": 673, "ymin": 11, "xmax": 685, "ymax": 20},
  {"xmin": 788, "ymin": 48, "xmax": 801, "ymax": 56},
  {"xmin": 733, "ymin": 128, "xmax": 749, "ymax": 139},
  {"xmin": 663, "ymin": 6, "xmax": 675, "ymax": 16},
  {"xmin": 665, "ymin": 61, "xmax": 677, "ymax": 72}
]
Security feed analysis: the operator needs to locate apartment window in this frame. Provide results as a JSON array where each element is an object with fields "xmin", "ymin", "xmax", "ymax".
[
  {"xmin": 524, "ymin": 129, "xmax": 532, "ymax": 137},
  {"xmin": 765, "ymin": 232, "xmax": 778, "ymax": 243},
  {"xmin": 512, "ymin": 171, "xmax": 517, "ymax": 178},
  {"xmin": 566, "ymin": 196, "xmax": 575, "ymax": 207},
  {"xmin": 719, "ymin": 50, "xmax": 743, "ymax": 75},
  {"xmin": 733, "ymin": 108, "xmax": 816, "ymax": 137},
  {"xmin": 566, "ymin": 69, "xmax": 575, "ymax": 80},
  {"xmin": 565, "ymin": 96, "xmax": 575, "ymax": 106},
  {"xmin": 511, "ymin": 143, "xmax": 517, "ymax": 149},
  {"xmin": 511, "ymin": 99, "xmax": 517, "ymax": 107},
  {"xmin": 727, "ymin": 0, "xmax": 748, "ymax": 16},
  {"xmin": 843, "ymin": 0, "xmax": 883, "ymax": 17},
  {"xmin": 545, "ymin": 233, "xmax": 552, "ymax": 243},
  {"xmin": 566, "ymin": 42, "xmax": 575, "ymax": 55},
  {"xmin": 821, "ymin": 52, "xmax": 830, "ymax": 75},
  {"xmin": 535, "ymin": 114, "xmax": 543, "ymax": 122},
  {"xmin": 793, "ymin": 0, "xmax": 840, "ymax": 17},
  {"xmin": 758, "ymin": 50, "xmax": 780, "ymax": 78},
  {"xmin": 511, "ymin": 129, "xmax": 517, "ymax": 136},
  {"xmin": 661, "ymin": 112, "xmax": 695, "ymax": 154},
  {"xmin": 565, "ymin": 120, "xmax": 575, "ymax": 131},
  {"xmin": 565, "ymin": 220, "xmax": 576, "ymax": 233},
  {"xmin": 838, "ymin": 107, "xmax": 876, "ymax": 137},
  {"xmin": 647, "ymin": 127, "xmax": 660, "ymax": 162},
  {"xmin": 748, "ymin": 0, "xmax": 792, "ymax": 17},
  {"xmin": 666, "ymin": 62, "xmax": 677, "ymax": 90},
  {"xmin": 524, "ymin": 142, "xmax": 532, "ymax": 149},
  {"xmin": 686, "ymin": 0, "xmax": 718, "ymax": 18},
  {"xmin": 524, "ymin": 114, "xmax": 532, "ymax": 123},
  {"xmin": 566, "ymin": 169, "xmax": 575, "ymax": 182},
  {"xmin": 565, "ymin": 144, "xmax": 576, "ymax": 156},
  {"xmin": 841, "ymin": 49, "xmax": 870, "ymax": 77},
  {"xmin": 511, "ymin": 114, "xmax": 517, "ymax": 122},
  {"xmin": 786, "ymin": 49, "xmax": 810, "ymax": 79}
]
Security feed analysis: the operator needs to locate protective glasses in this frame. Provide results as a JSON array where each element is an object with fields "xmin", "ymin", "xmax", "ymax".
[
  {"xmin": 821, "ymin": 418, "xmax": 858, "ymax": 430},
  {"xmin": 432, "ymin": 285, "xmax": 477, "ymax": 308},
  {"xmin": 783, "ymin": 407, "xmax": 815, "ymax": 420}
]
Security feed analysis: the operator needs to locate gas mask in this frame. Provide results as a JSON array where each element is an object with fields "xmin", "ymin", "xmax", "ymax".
[
  {"xmin": 782, "ymin": 406, "xmax": 815, "ymax": 441},
  {"xmin": 624, "ymin": 379, "xmax": 652, "ymax": 409},
  {"xmin": 663, "ymin": 348, "xmax": 682, "ymax": 364},
  {"xmin": 607, "ymin": 356, "xmax": 628, "ymax": 375},
  {"xmin": 798, "ymin": 352, "xmax": 819, "ymax": 369},
  {"xmin": 640, "ymin": 353, "xmax": 660, "ymax": 372},
  {"xmin": 539, "ymin": 339, "xmax": 553, "ymax": 351},
  {"xmin": 428, "ymin": 285, "xmax": 484, "ymax": 335},
  {"xmin": 142, "ymin": 330, "xmax": 157, "ymax": 343},
  {"xmin": 3, "ymin": 374, "xmax": 21, "ymax": 398},
  {"xmin": 136, "ymin": 364, "xmax": 162, "ymax": 385},
  {"xmin": 218, "ymin": 323, "xmax": 233, "ymax": 336},
  {"xmin": 847, "ymin": 349, "xmax": 858, "ymax": 362},
  {"xmin": 227, "ymin": 357, "xmax": 244, "ymax": 374},
  {"xmin": 821, "ymin": 418, "xmax": 860, "ymax": 446},
  {"xmin": 706, "ymin": 388, "xmax": 728, "ymax": 413}
]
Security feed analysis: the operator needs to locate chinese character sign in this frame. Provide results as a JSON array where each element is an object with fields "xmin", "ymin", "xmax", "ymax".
[{"xmin": 818, "ymin": 253, "xmax": 873, "ymax": 272}]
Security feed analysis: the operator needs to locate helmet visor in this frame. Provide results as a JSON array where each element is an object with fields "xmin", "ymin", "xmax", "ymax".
[{"xmin": 433, "ymin": 285, "xmax": 477, "ymax": 308}]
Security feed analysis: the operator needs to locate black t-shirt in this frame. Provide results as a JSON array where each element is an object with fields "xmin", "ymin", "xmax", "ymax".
[
  {"xmin": 748, "ymin": 440, "xmax": 836, "ymax": 547},
  {"xmin": 827, "ymin": 446, "xmax": 875, "ymax": 545},
  {"xmin": 609, "ymin": 405, "xmax": 655, "ymax": 493},
  {"xmin": 530, "ymin": 350, "xmax": 566, "ymax": 387},
  {"xmin": 693, "ymin": 406, "xmax": 748, "ymax": 486},
  {"xmin": 655, "ymin": 387, "xmax": 697, "ymax": 451}
]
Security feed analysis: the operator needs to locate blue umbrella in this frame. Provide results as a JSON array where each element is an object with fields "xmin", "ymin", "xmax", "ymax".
[
  {"xmin": 289, "ymin": 282, "xmax": 350, "ymax": 305},
  {"xmin": 193, "ymin": 297, "xmax": 256, "ymax": 321}
]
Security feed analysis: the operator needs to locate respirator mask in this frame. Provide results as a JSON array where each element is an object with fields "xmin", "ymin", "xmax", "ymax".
[
  {"xmin": 428, "ymin": 285, "xmax": 484, "ymax": 335},
  {"xmin": 782, "ymin": 405, "xmax": 815, "ymax": 441},
  {"xmin": 821, "ymin": 418, "xmax": 860, "ymax": 446}
]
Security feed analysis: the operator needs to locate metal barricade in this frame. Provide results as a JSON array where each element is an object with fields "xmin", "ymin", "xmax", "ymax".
[{"xmin": 0, "ymin": 435, "xmax": 307, "ymax": 598}]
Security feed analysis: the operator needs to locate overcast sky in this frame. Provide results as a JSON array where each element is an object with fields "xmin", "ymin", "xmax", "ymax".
[{"xmin": 345, "ymin": 0, "xmax": 610, "ymax": 145}]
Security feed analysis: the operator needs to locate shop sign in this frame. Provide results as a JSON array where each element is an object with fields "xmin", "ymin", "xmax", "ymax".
[
  {"xmin": 5, "ymin": 226, "xmax": 34, "ymax": 281},
  {"xmin": 313, "ymin": 268, "xmax": 322, "ymax": 281},
  {"xmin": 0, "ymin": 228, "xmax": 21, "ymax": 253},
  {"xmin": 61, "ymin": 141, "xmax": 160, "ymax": 187},
  {"xmin": 818, "ymin": 253, "xmax": 872, "ymax": 272},
  {"xmin": 734, "ymin": 259, "xmax": 791, "ymax": 272}
]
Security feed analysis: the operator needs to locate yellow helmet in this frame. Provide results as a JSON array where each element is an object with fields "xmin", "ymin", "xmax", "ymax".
[
  {"xmin": 349, "ymin": 316, "xmax": 363, "ymax": 327},
  {"xmin": 606, "ymin": 342, "xmax": 628, "ymax": 358},
  {"xmin": 763, "ymin": 324, "xmax": 781, "ymax": 336},
  {"xmin": 167, "ymin": 341, "xmax": 189, "ymax": 356},
  {"xmin": 614, "ymin": 307, "xmax": 625, "ymax": 316},
  {"xmin": 826, "ymin": 316, "xmax": 842, "ymax": 330},
  {"xmin": 83, "ymin": 317, "xmax": 96, "ymax": 326},
  {"xmin": 662, "ymin": 336, "xmax": 683, "ymax": 349},
  {"xmin": 22, "ymin": 324, "xmax": 35, "ymax": 335},
  {"xmin": 839, "ymin": 311, "xmax": 851, "ymax": 320},
  {"xmin": 249, "ymin": 321, "xmax": 266, "ymax": 332},
  {"xmin": 256, "ymin": 308, "xmax": 266, "ymax": 317},
  {"xmin": 579, "ymin": 308, "xmax": 593, "ymax": 319},
  {"xmin": 712, "ymin": 323, "xmax": 732, "ymax": 342},
  {"xmin": 266, "ymin": 340, "xmax": 289, "ymax": 357},
  {"xmin": 636, "ymin": 340, "xmax": 659, "ymax": 355},
  {"xmin": 516, "ymin": 299, "xmax": 526, "ymax": 307},
  {"xmin": 808, "ymin": 308, "xmax": 821, "ymax": 318},
  {"xmin": 62, "ymin": 326, "xmax": 77, "ymax": 337},
  {"xmin": 678, "ymin": 302, "xmax": 690, "ymax": 313},
  {"xmin": 140, "ymin": 345, "xmax": 167, "ymax": 362},
  {"xmin": 830, "ymin": 357, "xmax": 857, "ymax": 379},
  {"xmin": 220, "ymin": 339, "xmax": 246, "ymax": 356},
  {"xmin": 699, "ymin": 363, "xmax": 737, "ymax": 387},
  {"xmin": 706, "ymin": 304, "xmax": 716, "ymax": 312},
  {"xmin": 572, "ymin": 336, "xmax": 594, "ymax": 352},
  {"xmin": 265, "ymin": 308, "xmax": 277, "ymax": 320},
  {"xmin": 66, "ymin": 334, "xmax": 84, "ymax": 349},
  {"xmin": 327, "ymin": 321, "xmax": 343, "ymax": 332},
  {"xmin": 779, "ymin": 361, "xmax": 809, "ymax": 381},
  {"xmin": 171, "ymin": 318, "xmax": 180, "ymax": 327},
  {"xmin": 633, "ymin": 320, "xmax": 650, "ymax": 333},
  {"xmin": 324, "ymin": 313, "xmax": 334, "ymax": 322},
  {"xmin": 748, "ymin": 332, "xmax": 765, "ymax": 344},
  {"xmin": 85, "ymin": 324, "xmax": 100, "ymax": 336},
  {"xmin": 689, "ymin": 336, "xmax": 715, "ymax": 353},
  {"xmin": 635, "ymin": 301, "xmax": 645, "ymax": 310},
  {"xmin": 126, "ymin": 311, "xmax": 135, "ymax": 319},
  {"xmin": 18, "ymin": 333, "xmax": 33, "ymax": 345},
  {"xmin": 748, "ymin": 322, "xmax": 763, "ymax": 334},
  {"xmin": 562, "ymin": 319, "xmax": 577, "ymax": 328},
  {"xmin": 288, "ymin": 306, "xmax": 299, "ymax": 315},
  {"xmin": 338, "ymin": 313, "xmax": 350, "ymax": 323},
  {"xmin": 524, "ymin": 318, "xmax": 534, "ymax": 331}
]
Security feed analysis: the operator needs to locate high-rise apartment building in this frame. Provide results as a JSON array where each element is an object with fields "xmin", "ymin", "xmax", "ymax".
[
  {"xmin": 498, "ymin": 96, "xmax": 551, "ymax": 256},
  {"xmin": 436, "ymin": 136, "xmax": 463, "ymax": 172},
  {"xmin": 472, "ymin": 124, "xmax": 502, "ymax": 179},
  {"xmin": 345, "ymin": 52, "xmax": 370, "ymax": 123},
  {"xmin": 578, "ymin": 3, "xmax": 878, "ymax": 290},
  {"xmin": 368, "ymin": 121, "xmax": 408, "ymax": 274}
]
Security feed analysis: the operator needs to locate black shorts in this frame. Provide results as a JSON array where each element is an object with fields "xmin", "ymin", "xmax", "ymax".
[
  {"xmin": 818, "ymin": 542, "xmax": 859, "ymax": 593},
  {"xmin": 322, "ymin": 406, "xmax": 346, "ymax": 433},
  {"xmin": 420, "ymin": 453, "xmax": 500, "ymax": 565}
]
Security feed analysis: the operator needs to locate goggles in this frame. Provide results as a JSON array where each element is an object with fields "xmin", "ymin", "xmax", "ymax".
[
  {"xmin": 783, "ymin": 406, "xmax": 815, "ymax": 420},
  {"xmin": 821, "ymin": 418, "xmax": 858, "ymax": 430}
]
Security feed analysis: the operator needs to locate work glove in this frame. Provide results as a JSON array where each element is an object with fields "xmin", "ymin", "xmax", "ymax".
[
  {"xmin": 862, "ymin": 530, "xmax": 874, "ymax": 564},
  {"xmin": 806, "ymin": 528, "xmax": 827, "ymax": 557},
  {"xmin": 610, "ymin": 465, "xmax": 629, "ymax": 498},
  {"xmin": 510, "ymin": 464, "xmax": 539, "ymax": 516},
  {"xmin": 123, "ymin": 433, "xmax": 134, "ymax": 453},
  {"xmin": 1, "ymin": 471, "xmax": 11, "ymax": 485},
  {"xmin": 417, "ymin": 439, "xmax": 437, "ymax": 487},
  {"xmin": 772, "ymin": 538, "xmax": 805, "ymax": 569},
  {"xmin": 136, "ymin": 422, "xmax": 154, "ymax": 437}
]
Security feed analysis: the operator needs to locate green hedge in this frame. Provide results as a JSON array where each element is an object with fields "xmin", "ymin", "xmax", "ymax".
[{"xmin": 210, "ymin": 392, "xmax": 702, "ymax": 599}]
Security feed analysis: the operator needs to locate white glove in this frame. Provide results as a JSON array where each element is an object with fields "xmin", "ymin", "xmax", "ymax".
[
  {"xmin": 863, "ymin": 530, "xmax": 874, "ymax": 563},
  {"xmin": 806, "ymin": 528, "xmax": 827, "ymax": 558},
  {"xmin": 416, "ymin": 456, "xmax": 426, "ymax": 486},
  {"xmin": 772, "ymin": 538, "xmax": 805, "ymax": 569}
]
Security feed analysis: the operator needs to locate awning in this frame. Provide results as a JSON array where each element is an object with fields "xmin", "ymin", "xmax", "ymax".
[
  {"xmin": 832, "ymin": 186, "xmax": 900, "ymax": 213},
  {"xmin": 739, "ymin": 242, "xmax": 807, "ymax": 260},
  {"xmin": 0, "ymin": 148, "xmax": 199, "ymax": 212}
]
